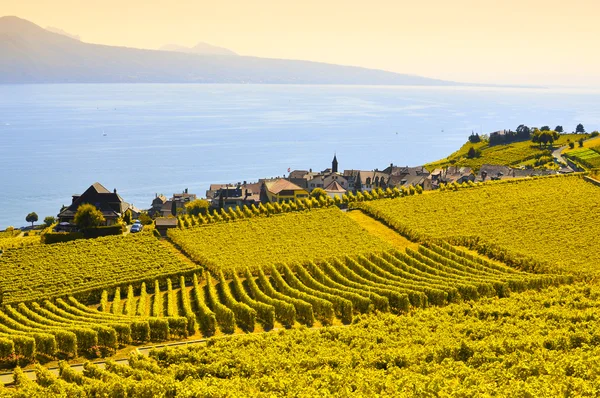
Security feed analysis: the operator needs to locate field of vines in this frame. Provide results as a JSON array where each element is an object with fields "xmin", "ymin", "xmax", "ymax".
[
  {"xmin": 0, "ymin": 242, "xmax": 552, "ymax": 357},
  {"xmin": 565, "ymin": 147, "xmax": 600, "ymax": 168},
  {"xmin": 168, "ymin": 208, "xmax": 389, "ymax": 275},
  {"xmin": 6, "ymin": 283, "xmax": 600, "ymax": 396},
  {"xmin": 0, "ymin": 293, "xmax": 190, "ymax": 367},
  {"xmin": 426, "ymin": 134, "xmax": 589, "ymax": 172},
  {"xmin": 0, "ymin": 234, "xmax": 198, "ymax": 304},
  {"xmin": 0, "ymin": 240, "xmax": 561, "ymax": 369},
  {"xmin": 358, "ymin": 174, "xmax": 600, "ymax": 276}
]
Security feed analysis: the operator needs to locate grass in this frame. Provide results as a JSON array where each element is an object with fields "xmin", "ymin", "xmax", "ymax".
[
  {"xmin": 426, "ymin": 134, "xmax": 589, "ymax": 172},
  {"xmin": 358, "ymin": 175, "xmax": 600, "ymax": 277}
]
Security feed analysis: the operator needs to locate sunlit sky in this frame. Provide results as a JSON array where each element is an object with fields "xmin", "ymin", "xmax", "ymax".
[{"xmin": 2, "ymin": 0, "xmax": 599, "ymax": 86}]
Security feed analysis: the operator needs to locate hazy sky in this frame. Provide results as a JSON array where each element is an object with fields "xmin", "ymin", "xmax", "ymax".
[{"xmin": 2, "ymin": 0, "xmax": 599, "ymax": 86}]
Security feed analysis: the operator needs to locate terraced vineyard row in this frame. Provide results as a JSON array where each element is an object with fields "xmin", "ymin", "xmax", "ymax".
[
  {"xmin": 90, "ymin": 243, "xmax": 564, "ymax": 338},
  {"xmin": 8, "ymin": 283, "xmax": 598, "ymax": 397},
  {"xmin": 0, "ymin": 296, "xmax": 190, "ymax": 366}
]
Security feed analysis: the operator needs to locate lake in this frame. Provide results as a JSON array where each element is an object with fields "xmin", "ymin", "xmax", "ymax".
[{"xmin": 1, "ymin": 83, "xmax": 599, "ymax": 229}]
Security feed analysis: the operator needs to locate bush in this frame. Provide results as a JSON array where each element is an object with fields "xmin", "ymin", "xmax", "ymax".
[
  {"xmin": 12, "ymin": 336, "xmax": 36, "ymax": 363},
  {"xmin": 31, "ymin": 333, "xmax": 57, "ymax": 358},
  {"xmin": 591, "ymin": 131, "xmax": 599, "ymax": 138},
  {"xmin": 42, "ymin": 232, "xmax": 84, "ymax": 244},
  {"xmin": 0, "ymin": 337, "xmax": 14, "ymax": 361},
  {"xmin": 167, "ymin": 317, "xmax": 189, "ymax": 339},
  {"xmin": 82, "ymin": 225, "xmax": 123, "ymax": 239},
  {"xmin": 131, "ymin": 321, "xmax": 150, "ymax": 343},
  {"xmin": 148, "ymin": 318, "xmax": 170, "ymax": 341},
  {"xmin": 54, "ymin": 330, "xmax": 78, "ymax": 358}
]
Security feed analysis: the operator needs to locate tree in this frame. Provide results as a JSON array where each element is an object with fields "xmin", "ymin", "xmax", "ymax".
[
  {"xmin": 516, "ymin": 124, "xmax": 531, "ymax": 138},
  {"xmin": 579, "ymin": 138, "xmax": 585, "ymax": 147},
  {"xmin": 540, "ymin": 126, "xmax": 550, "ymax": 131},
  {"xmin": 555, "ymin": 125, "xmax": 564, "ymax": 133},
  {"xmin": 139, "ymin": 212, "xmax": 153, "ymax": 225},
  {"xmin": 569, "ymin": 141, "xmax": 575, "ymax": 149},
  {"xmin": 591, "ymin": 131, "xmax": 599, "ymax": 138},
  {"xmin": 185, "ymin": 199, "xmax": 210, "ymax": 216},
  {"xmin": 73, "ymin": 204, "xmax": 105, "ymax": 229},
  {"xmin": 576, "ymin": 124, "xmax": 585, "ymax": 133},
  {"xmin": 468, "ymin": 132, "xmax": 481, "ymax": 143},
  {"xmin": 25, "ymin": 212, "xmax": 38, "ymax": 228},
  {"xmin": 43, "ymin": 216, "xmax": 56, "ymax": 227},
  {"xmin": 310, "ymin": 188, "xmax": 327, "ymax": 200},
  {"xmin": 467, "ymin": 146, "xmax": 478, "ymax": 159},
  {"xmin": 122, "ymin": 209, "xmax": 133, "ymax": 225}
]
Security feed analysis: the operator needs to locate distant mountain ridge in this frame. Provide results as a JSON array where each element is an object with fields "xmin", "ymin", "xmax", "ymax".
[
  {"xmin": 159, "ymin": 42, "xmax": 238, "ymax": 56},
  {"xmin": 0, "ymin": 16, "xmax": 460, "ymax": 85}
]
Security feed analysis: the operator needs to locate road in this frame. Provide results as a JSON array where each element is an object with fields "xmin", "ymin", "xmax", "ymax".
[{"xmin": 552, "ymin": 145, "xmax": 573, "ymax": 171}]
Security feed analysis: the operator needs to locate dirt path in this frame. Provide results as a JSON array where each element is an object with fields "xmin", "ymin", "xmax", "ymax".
[{"xmin": 345, "ymin": 209, "xmax": 419, "ymax": 251}]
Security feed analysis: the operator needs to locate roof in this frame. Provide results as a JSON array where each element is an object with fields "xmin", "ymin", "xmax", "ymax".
[
  {"xmin": 58, "ymin": 182, "xmax": 129, "ymax": 218},
  {"xmin": 265, "ymin": 179, "xmax": 305, "ymax": 195},
  {"xmin": 288, "ymin": 170, "xmax": 309, "ymax": 179},
  {"xmin": 389, "ymin": 174, "xmax": 426, "ymax": 187},
  {"xmin": 155, "ymin": 218, "xmax": 178, "ymax": 227},
  {"xmin": 343, "ymin": 170, "xmax": 361, "ymax": 178},
  {"xmin": 90, "ymin": 182, "xmax": 111, "ymax": 194},
  {"xmin": 384, "ymin": 165, "xmax": 430, "ymax": 176},
  {"xmin": 324, "ymin": 181, "xmax": 346, "ymax": 193},
  {"xmin": 357, "ymin": 171, "xmax": 389, "ymax": 185}
]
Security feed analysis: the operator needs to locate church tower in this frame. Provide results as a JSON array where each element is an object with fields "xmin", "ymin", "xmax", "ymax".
[{"xmin": 332, "ymin": 154, "xmax": 338, "ymax": 173}]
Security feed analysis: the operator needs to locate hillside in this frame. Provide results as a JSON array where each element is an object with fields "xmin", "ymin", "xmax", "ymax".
[
  {"xmin": 0, "ymin": 16, "xmax": 458, "ymax": 85},
  {"xmin": 425, "ymin": 134, "xmax": 589, "ymax": 172}
]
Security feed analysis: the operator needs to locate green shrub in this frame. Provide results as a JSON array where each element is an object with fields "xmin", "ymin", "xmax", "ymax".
[
  {"xmin": 131, "ymin": 321, "xmax": 150, "ymax": 343},
  {"xmin": 148, "ymin": 318, "xmax": 169, "ymax": 341}
]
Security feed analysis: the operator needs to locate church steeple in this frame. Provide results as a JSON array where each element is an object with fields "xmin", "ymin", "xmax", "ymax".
[{"xmin": 332, "ymin": 154, "xmax": 338, "ymax": 173}]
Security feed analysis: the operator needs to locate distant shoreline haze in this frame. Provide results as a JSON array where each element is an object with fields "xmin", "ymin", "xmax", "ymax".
[{"xmin": 0, "ymin": 16, "xmax": 462, "ymax": 85}]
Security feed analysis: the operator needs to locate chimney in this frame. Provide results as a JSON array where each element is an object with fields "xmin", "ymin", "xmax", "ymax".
[
  {"xmin": 114, "ymin": 188, "xmax": 117, "ymax": 193},
  {"xmin": 185, "ymin": 188, "xmax": 188, "ymax": 194},
  {"xmin": 155, "ymin": 193, "xmax": 157, "ymax": 198}
]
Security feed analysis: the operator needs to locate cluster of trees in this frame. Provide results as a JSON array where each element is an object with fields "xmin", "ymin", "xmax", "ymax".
[
  {"xmin": 531, "ymin": 129, "xmax": 559, "ymax": 148},
  {"xmin": 477, "ymin": 124, "xmax": 588, "ymax": 148},
  {"xmin": 468, "ymin": 132, "xmax": 482, "ymax": 143}
]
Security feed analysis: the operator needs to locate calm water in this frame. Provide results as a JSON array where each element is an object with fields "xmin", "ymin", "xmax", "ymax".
[{"xmin": 1, "ymin": 84, "xmax": 599, "ymax": 229}]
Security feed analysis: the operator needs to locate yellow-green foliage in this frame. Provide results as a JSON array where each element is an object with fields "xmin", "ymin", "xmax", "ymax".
[
  {"xmin": 426, "ymin": 134, "xmax": 588, "ymax": 172},
  {"xmin": 168, "ymin": 208, "xmax": 389, "ymax": 275},
  {"xmin": 0, "ymin": 234, "xmax": 198, "ymax": 304},
  {"xmin": 0, "ymin": 234, "xmax": 40, "ymax": 251},
  {"xmin": 565, "ymin": 147, "xmax": 600, "ymax": 168},
  {"xmin": 359, "ymin": 175, "xmax": 600, "ymax": 276},
  {"xmin": 8, "ymin": 284, "xmax": 600, "ymax": 396}
]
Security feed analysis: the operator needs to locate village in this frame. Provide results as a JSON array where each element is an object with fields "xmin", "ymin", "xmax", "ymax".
[{"xmin": 47, "ymin": 152, "xmax": 570, "ymax": 236}]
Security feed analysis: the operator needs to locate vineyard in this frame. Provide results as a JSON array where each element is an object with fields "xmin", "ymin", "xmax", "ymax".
[
  {"xmin": 0, "ymin": 240, "xmax": 564, "ymax": 370},
  {"xmin": 168, "ymin": 208, "xmax": 389, "ymax": 275},
  {"xmin": 565, "ymin": 147, "xmax": 600, "ymax": 169},
  {"xmin": 5, "ymin": 283, "xmax": 599, "ymax": 396},
  {"xmin": 0, "ymin": 234, "xmax": 198, "ymax": 304},
  {"xmin": 425, "ymin": 134, "xmax": 589, "ymax": 172},
  {"xmin": 357, "ymin": 174, "xmax": 600, "ymax": 276}
]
